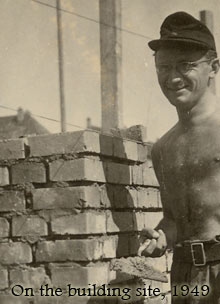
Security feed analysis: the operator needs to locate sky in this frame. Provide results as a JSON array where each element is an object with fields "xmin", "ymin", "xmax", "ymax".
[{"xmin": 0, "ymin": 0, "xmax": 220, "ymax": 141}]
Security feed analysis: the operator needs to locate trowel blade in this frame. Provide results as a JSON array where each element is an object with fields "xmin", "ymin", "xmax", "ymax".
[{"xmin": 111, "ymin": 256, "xmax": 168, "ymax": 283}]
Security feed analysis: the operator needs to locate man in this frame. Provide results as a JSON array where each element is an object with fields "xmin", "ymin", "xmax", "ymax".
[{"xmin": 141, "ymin": 12, "xmax": 220, "ymax": 303}]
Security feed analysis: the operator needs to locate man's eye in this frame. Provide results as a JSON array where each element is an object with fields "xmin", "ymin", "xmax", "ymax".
[
  {"xmin": 178, "ymin": 62, "xmax": 192, "ymax": 72},
  {"xmin": 157, "ymin": 65, "xmax": 170, "ymax": 73}
]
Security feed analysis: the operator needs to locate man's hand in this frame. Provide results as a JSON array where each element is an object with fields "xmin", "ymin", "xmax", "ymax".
[{"xmin": 139, "ymin": 228, "xmax": 167, "ymax": 257}]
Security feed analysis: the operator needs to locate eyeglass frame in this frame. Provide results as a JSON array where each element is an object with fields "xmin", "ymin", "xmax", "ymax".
[{"xmin": 155, "ymin": 59, "xmax": 214, "ymax": 75}]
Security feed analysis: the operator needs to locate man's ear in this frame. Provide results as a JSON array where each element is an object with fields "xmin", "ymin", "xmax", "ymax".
[{"xmin": 209, "ymin": 58, "xmax": 220, "ymax": 78}]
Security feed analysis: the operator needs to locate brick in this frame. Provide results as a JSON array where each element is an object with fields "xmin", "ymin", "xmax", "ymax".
[
  {"xmin": 133, "ymin": 163, "xmax": 160, "ymax": 186},
  {"xmin": 37, "ymin": 209, "xmax": 72, "ymax": 223},
  {"xmin": 127, "ymin": 187, "xmax": 139, "ymax": 208},
  {"xmin": 152, "ymin": 255, "xmax": 167, "ymax": 273},
  {"xmin": 0, "ymin": 294, "xmax": 32, "ymax": 304},
  {"xmin": 27, "ymin": 130, "xmax": 101, "ymax": 157},
  {"xmin": 11, "ymin": 162, "xmax": 46, "ymax": 184},
  {"xmin": 133, "ymin": 211, "xmax": 142, "ymax": 231},
  {"xmin": 50, "ymin": 262, "xmax": 109, "ymax": 288},
  {"xmin": 129, "ymin": 234, "xmax": 140, "ymax": 255},
  {"xmin": 113, "ymin": 186, "xmax": 138, "ymax": 209},
  {"xmin": 33, "ymin": 186, "xmax": 102, "ymax": 210},
  {"xmin": 158, "ymin": 191, "xmax": 162, "ymax": 208},
  {"xmin": 142, "ymin": 212, "xmax": 163, "ymax": 230},
  {"xmin": 36, "ymin": 239, "xmax": 103, "ymax": 262},
  {"xmin": 0, "ymin": 167, "xmax": 9, "ymax": 186},
  {"xmin": 106, "ymin": 211, "xmax": 134, "ymax": 232},
  {"xmin": 102, "ymin": 236, "xmax": 118, "ymax": 258},
  {"xmin": 10, "ymin": 267, "xmax": 50, "ymax": 289},
  {"xmin": 137, "ymin": 187, "xmax": 159, "ymax": 209},
  {"xmin": 0, "ymin": 138, "xmax": 26, "ymax": 160},
  {"xmin": 0, "ymin": 242, "xmax": 32, "ymax": 265},
  {"xmin": 116, "ymin": 234, "xmax": 129, "ymax": 257},
  {"xmin": 0, "ymin": 218, "xmax": 9, "ymax": 237},
  {"xmin": 132, "ymin": 165, "xmax": 143, "ymax": 185},
  {"xmin": 12, "ymin": 215, "xmax": 48, "ymax": 237},
  {"xmin": 99, "ymin": 133, "xmax": 113, "ymax": 156},
  {"xmin": 100, "ymin": 184, "xmax": 114, "ymax": 208},
  {"xmin": 148, "ymin": 146, "xmax": 154, "ymax": 160},
  {"xmin": 0, "ymin": 268, "xmax": 8, "ymax": 289},
  {"xmin": 51, "ymin": 212, "xmax": 106, "ymax": 235},
  {"xmin": 142, "ymin": 163, "xmax": 159, "ymax": 187},
  {"xmin": 49, "ymin": 158, "xmax": 106, "ymax": 183},
  {"xmin": 137, "ymin": 143, "xmax": 148, "ymax": 162},
  {"xmin": 134, "ymin": 211, "xmax": 163, "ymax": 232},
  {"xmin": 0, "ymin": 191, "xmax": 25, "ymax": 212},
  {"xmin": 84, "ymin": 185, "xmax": 104, "ymax": 208},
  {"xmin": 160, "ymin": 273, "xmax": 171, "ymax": 294},
  {"xmin": 113, "ymin": 137, "xmax": 138, "ymax": 161},
  {"xmin": 105, "ymin": 162, "xmax": 132, "ymax": 184},
  {"xmin": 34, "ymin": 294, "xmax": 90, "ymax": 304},
  {"xmin": 134, "ymin": 212, "xmax": 145, "ymax": 231},
  {"xmin": 132, "ymin": 124, "xmax": 148, "ymax": 139}
]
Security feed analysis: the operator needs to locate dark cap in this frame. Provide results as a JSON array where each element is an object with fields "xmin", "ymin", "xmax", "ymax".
[{"xmin": 148, "ymin": 12, "xmax": 216, "ymax": 52}]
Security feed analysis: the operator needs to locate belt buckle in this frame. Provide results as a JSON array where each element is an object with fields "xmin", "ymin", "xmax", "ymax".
[{"xmin": 191, "ymin": 242, "xmax": 206, "ymax": 266}]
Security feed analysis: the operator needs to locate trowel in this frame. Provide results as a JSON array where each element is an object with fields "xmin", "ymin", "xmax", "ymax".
[{"xmin": 110, "ymin": 240, "xmax": 168, "ymax": 283}]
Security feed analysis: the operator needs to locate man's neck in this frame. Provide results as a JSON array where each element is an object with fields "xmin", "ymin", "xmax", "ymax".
[{"xmin": 177, "ymin": 92, "xmax": 218, "ymax": 127}]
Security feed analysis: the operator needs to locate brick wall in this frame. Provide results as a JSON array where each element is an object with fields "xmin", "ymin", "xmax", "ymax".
[{"xmin": 0, "ymin": 130, "xmax": 172, "ymax": 304}]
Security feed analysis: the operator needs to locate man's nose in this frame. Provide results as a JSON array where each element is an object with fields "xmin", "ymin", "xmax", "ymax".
[{"xmin": 167, "ymin": 66, "xmax": 183, "ymax": 84}]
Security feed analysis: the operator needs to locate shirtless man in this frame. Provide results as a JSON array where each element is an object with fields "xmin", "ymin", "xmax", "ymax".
[{"xmin": 141, "ymin": 12, "xmax": 220, "ymax": 303}]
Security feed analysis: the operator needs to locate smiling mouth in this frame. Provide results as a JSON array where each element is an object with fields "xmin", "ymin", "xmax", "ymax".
[{"xmin": 168, "ymin": 86, "xmax": 187, "ymax": 92}]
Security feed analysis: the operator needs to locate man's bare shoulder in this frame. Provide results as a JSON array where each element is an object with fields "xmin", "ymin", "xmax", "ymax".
[{"xmin": 151, "ymin": 124, "xmax": 178, "ymax": 159}]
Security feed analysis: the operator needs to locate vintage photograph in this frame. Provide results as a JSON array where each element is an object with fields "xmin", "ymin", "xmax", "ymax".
[{"xmin": 0, "ymin": 0, "xmax": 220, "ymax": 303}]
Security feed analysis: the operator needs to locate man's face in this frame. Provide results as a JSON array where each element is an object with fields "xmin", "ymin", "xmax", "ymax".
[{"xmin": 155, "ymin": 46, "xmax": 212, "ymax": 111}]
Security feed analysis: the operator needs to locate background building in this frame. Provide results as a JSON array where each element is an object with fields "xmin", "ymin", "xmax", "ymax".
[{"xmin": 0, "ymin": 108, "xmax": 49, "ymax": 139}]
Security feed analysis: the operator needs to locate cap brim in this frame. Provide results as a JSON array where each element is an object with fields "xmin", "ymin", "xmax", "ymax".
[{"xmin": 148, "ymin": 38, "xmax": 210, "ymax": 51}]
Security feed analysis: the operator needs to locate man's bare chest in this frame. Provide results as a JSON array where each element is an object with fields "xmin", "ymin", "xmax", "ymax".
[{"xmin": 161, "ymin": 128, "xmax": 220, "ymax": 182}]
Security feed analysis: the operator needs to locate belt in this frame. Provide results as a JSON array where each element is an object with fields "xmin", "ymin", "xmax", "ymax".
[{"xmin": 173, "ymin": 240, "xmax": 220, "ymax": 267}]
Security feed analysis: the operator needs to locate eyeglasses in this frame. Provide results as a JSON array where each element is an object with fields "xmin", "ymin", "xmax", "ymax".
[{"xmin": 155, "ymin": 59, "xmax": 211, "ymax": 75}]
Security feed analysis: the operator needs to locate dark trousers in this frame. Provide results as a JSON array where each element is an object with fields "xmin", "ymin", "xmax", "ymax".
[{"xmin": 171, "ymin": 260, "xmax": 220, "ymax": 303}]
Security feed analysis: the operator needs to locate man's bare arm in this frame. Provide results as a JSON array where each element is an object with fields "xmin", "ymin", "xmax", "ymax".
[{"xmin": 140, "ymin": 142, "xmax": 177, "ymax": 256}]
